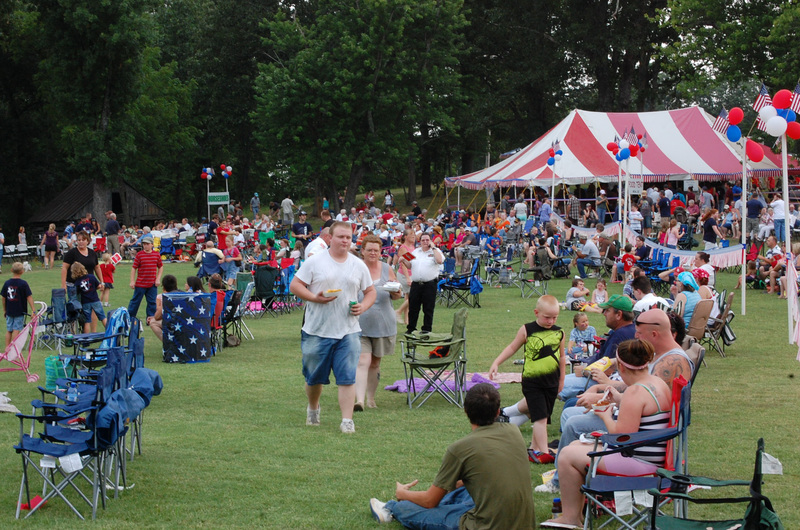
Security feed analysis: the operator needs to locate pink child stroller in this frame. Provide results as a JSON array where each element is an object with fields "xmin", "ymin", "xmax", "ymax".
[{"xmin": 1, "ymin": 303, "xmax": 46, "ymax": 383}]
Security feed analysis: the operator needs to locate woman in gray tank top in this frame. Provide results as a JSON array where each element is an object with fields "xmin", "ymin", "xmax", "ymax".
[{"xmin": 355, "ymin": 235, "xmax": 403, "ymax": 411}]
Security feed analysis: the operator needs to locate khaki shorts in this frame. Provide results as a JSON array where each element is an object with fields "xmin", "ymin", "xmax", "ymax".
[{"xmin": 360, "ymin": 335, "xmax": 396, "ymax": 358}]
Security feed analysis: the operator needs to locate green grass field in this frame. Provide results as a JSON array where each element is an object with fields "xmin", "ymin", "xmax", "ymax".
[{"xmin": 1, "ymin": 261, "xmax": 798, "ymax": 528}]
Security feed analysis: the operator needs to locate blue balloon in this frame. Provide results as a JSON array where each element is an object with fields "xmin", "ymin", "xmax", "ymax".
[
  {"xmin": 620, "ymin": 148, "xmax": 631, "ymax": 159},
  {"xmin": 547, "ymin": 157, "xmax": 555, "ymax": 166},
  {"xmin": 556, "ymin": 150, "xmax": 563, "ymax": 156},
  {"xmin": 726, "ymin": 124, "xmax": 741, "ymax": 142},
  {"xmin": 777, "ymin": 108, "xmax": 789, "ymax": 119},
  {"xmin": 787, "ymin": 110, "xmax": 796, "ymax": 123},
  {"xmin": 615, "ymin": 153, "xmax": 622, "ymax": 161},
  {"xmin": 222, "ymin": 171, "xmax": 229, "ymax": 178}
]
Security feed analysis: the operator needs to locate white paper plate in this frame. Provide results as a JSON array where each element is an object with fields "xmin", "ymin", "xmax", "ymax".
[{"xmin": 323, "ymin": 290, "xmax": 343, "ymax": 298}]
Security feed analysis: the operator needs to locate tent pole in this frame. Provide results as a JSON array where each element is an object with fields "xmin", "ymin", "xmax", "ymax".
[
  {"xmin": 623, "ymin": 158, "xmax": 630, "ymax": 244},
  {"xmin": 457, "ymin": 184, "xmax": 461, "ymax": 211},
  {"xmin": 741, "ymin": 142, "xmax": 748, "ymax": 316},
  {"xmin": 781, "ymin": 134, "xmax": 792, "ymax": 343},
  {"xmin": 617, "ymin": 162, "xmax": 623, "ymax": 244}
]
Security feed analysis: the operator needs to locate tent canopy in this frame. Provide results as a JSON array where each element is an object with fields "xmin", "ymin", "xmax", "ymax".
[{"xmin": 446, "ymin": 107, "xmax": 784, "ymax": 190}]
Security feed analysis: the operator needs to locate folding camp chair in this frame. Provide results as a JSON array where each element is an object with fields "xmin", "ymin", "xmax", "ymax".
[
  {"xmin": 159, "ymin": 237, "xmax": 175, "ymax": 259},
  {"xmin": 230, "ymin": 282, "xmax": 255, "ymax": 340},
  {"xmin": 581, "ymin": 376, "xmax": 691, "ymax": 530},
  {"xmin": 520, "ymin": 247, "xmax": 552, "ymax": 298},
  {"xmin": 484, "ymin": 245, "xmax": 518, "ymax": 287},
  {"xmin": 703, "ymin": 291, "xmax": 735, "ymax": 357},
  {"xmin": 253, "ymin": 264, "xmax": 281, "ymax": 317},
  {"xmin": 15, "ymin": 365, "xmax": 122, "ymax": 520},
  {"xmin": 1, "ymin": 303, "xmax": 46, "ymax": 383},
  {"xmin": 36, "ymin": 289, "xmax": 77, "ymax": 350},
  {"xmin": 683, "ymin": 299, "xmax": 714, "ymax": 344},
  {"xmin": 162, "ymin": 293, "xmax": 214, "ymax": 363},
  {"xmin": 648, "ymin": 438, "xmax": 784, "ymax": 529},
  {"xmin": 197, "ymin": 249, "xmax": 223, "ymax": 279},
  {"xmin": 438, "ymin": 258, "xmax": 482, "ymax": 308},
  {"xmin": 399, "ymin": 309, "xmax": 468, "ymax": 408}
]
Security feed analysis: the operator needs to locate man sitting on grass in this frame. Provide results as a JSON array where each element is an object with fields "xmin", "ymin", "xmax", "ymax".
[{"xmin": 369, "ymin": 384, "xmax": 535, "ymax": 529}]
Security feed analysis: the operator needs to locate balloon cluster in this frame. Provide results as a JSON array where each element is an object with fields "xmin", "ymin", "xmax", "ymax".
[
  {"xmin": 758, "ymin": 89, "xmax": 800, "ymax": 140},
  {"xmin": 722, "ymin": 107, "xmax": 765, "ymax": 162},
  {"xmin": 605, "ymin": 135, "xmax": 645, "ymax": 162},
  {"xmin": 546, "ymin": 147, "xmax": 563, "ymax": 166},
  {"xmin": 200, "ymin": 164, "xmax": 233, "ymax": 180}
]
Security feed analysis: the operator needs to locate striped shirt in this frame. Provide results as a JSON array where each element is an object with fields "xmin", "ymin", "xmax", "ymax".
[
  {"xmin": 630, "ymin": 382, "xmax": 671, "ymax": 464},
  {"xmin": 132, "ymin": 250, "xmax": 162, "ymax": 288}
]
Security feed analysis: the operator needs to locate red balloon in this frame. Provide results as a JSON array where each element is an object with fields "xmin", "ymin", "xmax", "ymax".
[
  {"xmin": 220, "ymin": 164, "xmax": 226, "ymax": 170},
  {"xmin": 728, "ymin": 107, "xmax": 744, "ymax": 126},
  {"xmin": 548, "ymin": 148, "xmax": 555, "ymax": 157},
  {"xmin": 773, "ymin": 89, "xmax": 792, "ymax": 110},
  {"xmin": 201, "ymin": 173, "xmax": 208, "ymax": 180},
  {"xmin": 606, "ymin": 142, "xmax": 617, "ymax": 151},
  {"xmin": 637, "ymin": 134, "xmax": 643, "ymax": 139},
  {"xmin": 745, "ymin": 139, "xmax": 764, "ymax": 162},
  {"xmin": 787, "ymin": 121, "xmax": 800, "ymax": 140},
  {"xmin": 612, "ymin": 148, "xmax": 619, "ymax": 155},
  {"xmin": 629, "ymin": 145, "xmax": 639, "ymax": 157}
]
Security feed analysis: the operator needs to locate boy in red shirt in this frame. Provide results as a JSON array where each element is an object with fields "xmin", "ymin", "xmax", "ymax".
[{"xmin": 127, "ymin": 235, "xmax": 163, "ymax": 318}]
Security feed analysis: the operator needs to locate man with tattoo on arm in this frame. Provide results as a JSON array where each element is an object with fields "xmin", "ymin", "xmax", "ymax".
[{"xmin": 536, "ymin": 308, "xmax": 693, "ymax": 493}]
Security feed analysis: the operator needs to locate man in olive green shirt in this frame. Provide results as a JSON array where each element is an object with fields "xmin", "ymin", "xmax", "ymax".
[{"xmin": 369, "ymin": 384, "xmax": 535, "ymax": 529}]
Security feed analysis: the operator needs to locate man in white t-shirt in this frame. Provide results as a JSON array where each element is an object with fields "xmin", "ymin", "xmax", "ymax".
[
  {"xmin": 631, "ymin": 276, "xmax": 670, "ymax": 313},
  {"xmin": 304, "ymin": 228, "xmax": 331, "ymax": 260},
  {"xmin": 400, "ymin": 232, "xmax": 444, "ymax": 335},
  {"xmin": 290, "ymin": 222, "xmax": 376, "ymax": 434}
]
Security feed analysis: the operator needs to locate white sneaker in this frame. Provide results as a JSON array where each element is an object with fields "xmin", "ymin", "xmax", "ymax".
[
  {"xmin": 535, "ymin": 481, "xmax": 559, "ymax": 494},
  {"xmin": 306, "ymin": 407, "xmax": 320, "ymax": 426},
  {"xmin": 369, "ymin": 498, "xmax": 393, "ymax": 523},
  {"xmin": 340, "ymin": 418, "xmax": 355, "ymax": 433}
]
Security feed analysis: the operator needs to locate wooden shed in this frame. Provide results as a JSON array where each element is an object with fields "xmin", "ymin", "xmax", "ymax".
[{"xmin": 27, "ymin": 180, "xmax": 168, "ymax": 234}]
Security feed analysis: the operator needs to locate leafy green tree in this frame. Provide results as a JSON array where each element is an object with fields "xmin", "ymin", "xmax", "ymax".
[{"xmin": 253, "ymin": 0, "xmax": 464, "ymax": 209}]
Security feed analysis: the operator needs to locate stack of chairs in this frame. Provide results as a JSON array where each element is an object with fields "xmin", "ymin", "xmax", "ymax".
[{"xmin": 15, "ymin": 332, "xmax": 162, "ymax": 520}]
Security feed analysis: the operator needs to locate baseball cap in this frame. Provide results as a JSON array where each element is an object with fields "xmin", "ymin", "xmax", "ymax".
[
  {"xmin": 578, "ymin": 233, "xmax": 588, "ymax": 240},
  {"xmin": 598, "ymin": 294, "xmax": 634, "ymax": 312},
  {"xmin": 599, "ymin": 189, "xmax": 606, "ymax": 195},
  {"xmin": 141, "ymin": 235, "xmax": 154, "ymax": 244},
  {"xmin": 254, "ymin": 192, "xmax": 258, "ymax": 197},
  {"xmin": 299, "ymin": 210, "xmax": 307, "ymax": 215}
]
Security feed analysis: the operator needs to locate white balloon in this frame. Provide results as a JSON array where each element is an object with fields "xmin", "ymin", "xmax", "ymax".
[
  {"xmin": 207, "ymin": 174, "xmax": 213, "ymax": 180},
  {"xmin": 554, "ymin": 154, "xmax": 562, "ymax": 161},
  {"xmin": 759, "ymin": 105, "xmax": 777, "ymax": 122},
  {"xmin": 619, "ymin": 140, "xmax": 630, "ymax": 149},
  {"xmin": 766, "ymin": 115, "xmax": 788, "ymax": 137},
  {"xmin": 226, "ymin": 165, "xmax": 232, "ymax": 172}
]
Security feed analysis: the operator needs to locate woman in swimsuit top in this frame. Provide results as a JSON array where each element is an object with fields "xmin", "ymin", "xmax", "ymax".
[{"xmin": 542, "ymin": 339, "xmax": 672, "ymax": 529}]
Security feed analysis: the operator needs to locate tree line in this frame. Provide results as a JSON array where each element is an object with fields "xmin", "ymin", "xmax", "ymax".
[{"xmin": 1, "ymin": 0, "xmax": 796, "ymax": 230}]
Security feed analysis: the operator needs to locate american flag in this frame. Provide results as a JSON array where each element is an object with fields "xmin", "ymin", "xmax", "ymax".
[
  {"xmin": 640, "ymin": 132, "xmax": 648, "ymax": 149},
  {"xmin": 753, "ymin": 83, "xmax": 772, "ymax": 112},
  {"xmin": 552, "ymin": 139, "xmax": 561, "ymax": 152},
  {"xmin": 790, "ymin": 83, "xmax": 800, "ymax": 114},
  {"xmin": 712, "ymin": 108, "xmax": 729, "ymax": 133},
  {"xmin": 625, "ymin": 126, "xmax": 638, "ymax": 145}
]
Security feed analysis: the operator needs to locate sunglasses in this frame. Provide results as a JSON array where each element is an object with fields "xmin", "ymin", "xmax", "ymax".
[{"xmin": 634, "ymin": 316, "xmax": 661, "ymax": 327}]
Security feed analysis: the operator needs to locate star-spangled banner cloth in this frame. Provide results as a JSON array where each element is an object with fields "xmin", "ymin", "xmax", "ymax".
[{"xmin": 162, "ymin": 293, "xmax": 214, "ymax": 363}]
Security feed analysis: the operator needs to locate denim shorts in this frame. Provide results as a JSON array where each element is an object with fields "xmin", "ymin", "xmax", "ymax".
[
  {"xmin": 5, "ymin": 315, "xmax": 25, "ymax": 331},
  {"xmin": 301, "ymin": 331, "xmax": 360, "ymax": 386},
  {"xmin": 82, "ymin": 301, "xmax": 106, "ymax": 322}
]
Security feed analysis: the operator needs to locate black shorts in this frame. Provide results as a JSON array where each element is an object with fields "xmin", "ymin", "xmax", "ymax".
[
  {"xmin": 521, "ymin": 379, "xmax": 558, "ymax": 423},
  {"xmin": 45, "ymin": 244, "xmax": 58, "ymax": 252}
]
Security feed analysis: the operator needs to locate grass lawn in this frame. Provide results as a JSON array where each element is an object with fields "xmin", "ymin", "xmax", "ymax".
[{"xmin": 0, "ymin": 261, "xmax": 798, "ymax": 528}]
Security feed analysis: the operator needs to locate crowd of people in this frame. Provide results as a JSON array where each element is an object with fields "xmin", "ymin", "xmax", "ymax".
[{"xmin": 2, "ymin": 181, "xmax": 788, "ymax": 529}]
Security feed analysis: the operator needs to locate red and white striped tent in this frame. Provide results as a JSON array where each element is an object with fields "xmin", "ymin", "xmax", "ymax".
[{"xmin": 445, "ymin": 107, "xmax": 782, "ymax": 190}]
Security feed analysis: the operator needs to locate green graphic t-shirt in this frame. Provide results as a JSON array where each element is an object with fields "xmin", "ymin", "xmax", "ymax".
[{"xmin": 522, "ymin": 321, "xmax": 563, "ymax": 388}]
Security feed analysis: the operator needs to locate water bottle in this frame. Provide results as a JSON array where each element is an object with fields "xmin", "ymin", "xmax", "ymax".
[
  {"xmin": 67, "ymin": 382, "xmax": 78, "ymax": 403},
  {"xmin": 552, "ymin": 497, "xmax": 562, "ymax": 517}
]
